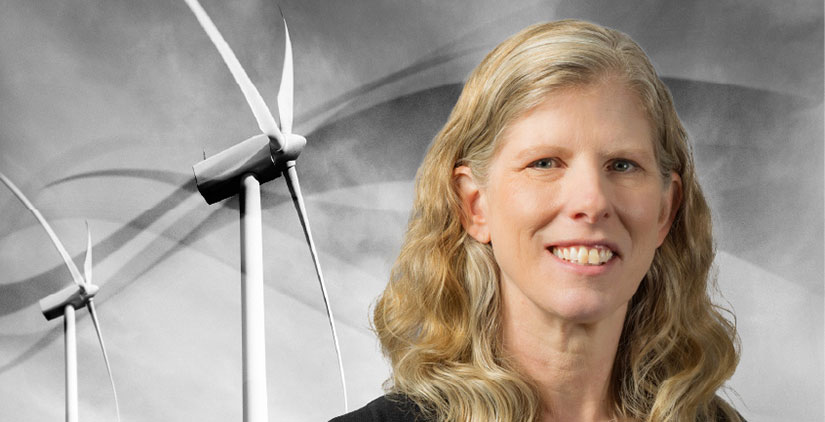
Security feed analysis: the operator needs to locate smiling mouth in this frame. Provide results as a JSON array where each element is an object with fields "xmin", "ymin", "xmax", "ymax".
[{"xmin": 550, "ymin": 245, "xmax": 614, "ymax": 266}]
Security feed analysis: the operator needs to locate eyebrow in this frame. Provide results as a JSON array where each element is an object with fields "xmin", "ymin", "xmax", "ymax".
[
  {"xmin": 512, "ymin": 145, "xmax": 571, "ymax": 161},
  {"xmin": 512, "ymin": 144, "xmax": 655, "ymax": 161},
  {"xmin": 602, "ymin": 146, "xmax": 656, "ymax": 159}
]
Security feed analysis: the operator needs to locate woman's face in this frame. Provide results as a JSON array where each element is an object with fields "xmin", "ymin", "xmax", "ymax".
[{"xmin": 456, "ymin": 80, "xmax": 680, "ymax": 324}]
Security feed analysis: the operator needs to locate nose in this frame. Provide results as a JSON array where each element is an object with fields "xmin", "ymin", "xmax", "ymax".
[{"xmin": 563, "ymin": 163, "xmax": 611, "ymax": 224}]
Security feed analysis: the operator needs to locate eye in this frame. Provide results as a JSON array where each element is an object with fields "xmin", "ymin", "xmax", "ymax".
[
  {"xmin": 609, "ymin": 159, "xmax": 638, "ymax": 172},
  {"xmin": 529, "ymin": 158, "xmax": 559, "ymax": 169}
]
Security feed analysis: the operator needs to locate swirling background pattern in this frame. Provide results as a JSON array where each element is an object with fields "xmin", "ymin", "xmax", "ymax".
[{"xmin": 0, "ymin": 0, "xmax": 821, "ymax": 421}]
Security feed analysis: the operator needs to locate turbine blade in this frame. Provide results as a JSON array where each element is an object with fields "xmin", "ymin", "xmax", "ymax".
[
  {"xmin": 182, "ymin": 0, "xmax": 285, "ymax": 149},
  {"xmin": 283, "ymin": 165, "xmax": 348, "ymax": 411},
  {"xmin": 277, "ymin": 17, "xmax": 294, "ymax": 135},
  {"xmin": 0, "ymin": 171, "xmax": 85, "ymax": 286},
  {"xmin": 83, "ymin": 221, "xmax": 92, "ymax": 287},
  {"xmin": 87, "ymin": 300, "xmax": 121, "ymax": 422}
]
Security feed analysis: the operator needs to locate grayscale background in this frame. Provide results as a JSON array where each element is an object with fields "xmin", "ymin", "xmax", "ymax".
[{"xmin": 0, "ymin": 1, "xmax": 821, "ymax": 421}]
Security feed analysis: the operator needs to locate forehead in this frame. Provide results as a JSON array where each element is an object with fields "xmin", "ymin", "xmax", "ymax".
[{"xmin": 496, "ymin": 81, "xmax": 656, "ymax": 158}]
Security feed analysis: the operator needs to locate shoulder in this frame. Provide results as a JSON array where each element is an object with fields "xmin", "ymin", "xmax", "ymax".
[
  {"xmin": 329, "ymin": 395, "xmax": 428, "ymax": 422},
  {"xmin": 717, "ymin": 411, "xmax": 747, "ymax": 422},
  {"xmin": 712, "ymin": 396, "xmax": 746, "ymax": 422}
]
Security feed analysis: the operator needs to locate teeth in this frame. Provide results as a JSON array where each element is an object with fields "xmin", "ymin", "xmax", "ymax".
[
  {"xmin": 577, "ymin": 247, "xmax": 588, "ymax": 263},
  {"xmin": 551, "ymin": 245, "xmax": 614, "ymax": 266},
  {"xmin": 588, "ymin": 249, "xmax": 600, "ymax": 264}
]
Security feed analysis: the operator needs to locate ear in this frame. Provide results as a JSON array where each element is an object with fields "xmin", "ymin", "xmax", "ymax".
[
  {"xmin": 453, "ymin": 165, "xmax": 491, "ymax": 243},
  {"xmin": 657, "ymin": 172, "xmax": 682, "ymax": 246}
]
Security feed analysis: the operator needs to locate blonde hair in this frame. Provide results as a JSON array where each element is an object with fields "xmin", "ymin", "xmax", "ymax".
[{"xmin": 374, "ymin": 20, "xmax": 741, "ymax": 422}]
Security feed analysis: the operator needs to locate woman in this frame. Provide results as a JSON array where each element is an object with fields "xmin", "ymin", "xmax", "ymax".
[{"xmin": 333, "ymin": 19, "xmax": 741, "ymax": 422}]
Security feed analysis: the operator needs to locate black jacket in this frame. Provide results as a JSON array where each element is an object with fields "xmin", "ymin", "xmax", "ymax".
[
  {"xmin": 330, "ymin": 395, "xmax": 745, "ymax": 422},
  {"xmin": 329, "ymin": 395, "xmax": 426, "ymax": 422}
]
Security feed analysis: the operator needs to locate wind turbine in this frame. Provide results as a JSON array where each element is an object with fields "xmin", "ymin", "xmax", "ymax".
[
  {"xmin": 182, "ymin": 1, "xmax": 347, "ymax": 420},
  {"xmin": 0, "ymin": 172, "xmax": 120, "ymax": 422}
]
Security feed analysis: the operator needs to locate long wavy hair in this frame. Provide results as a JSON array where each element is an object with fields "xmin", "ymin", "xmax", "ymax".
[{"xmin": 373, "ymin": 20, "xmax": 741, "ymax": 422}]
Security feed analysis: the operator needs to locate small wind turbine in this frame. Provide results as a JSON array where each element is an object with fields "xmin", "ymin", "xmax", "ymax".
[
  {"xmin": 182, "ymin": 1, "xmax": 347, "ymax": 420},
  {"xmin": 0, "ymin": 172, "xmax": 120, "ymax": 422}
]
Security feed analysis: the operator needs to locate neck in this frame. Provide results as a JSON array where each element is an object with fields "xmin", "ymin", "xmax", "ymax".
[{"xmin": 500, "ymin": 293, "xmax": 627, "ymax": 422}]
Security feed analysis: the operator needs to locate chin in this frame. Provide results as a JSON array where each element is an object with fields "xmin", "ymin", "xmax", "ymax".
[{"xmin": 546, "ymin": 297, "xmax": 626, "ymax": 325}]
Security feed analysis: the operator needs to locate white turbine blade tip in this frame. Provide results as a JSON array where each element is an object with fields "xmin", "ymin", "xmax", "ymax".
[
  {"xmin": 88, "ymin": 301, "xmax": 121, "ymax": 422},
  {"xmin": 277, "ymin": 17, "xmax": 294, "ymax": 135},
  {"xmin": 283, "ymin": 167, "xmax": 347, "ymax": 411},
  {"xmin": 0, "ymin": 171, "xmax": 85, "ymax": 286}
]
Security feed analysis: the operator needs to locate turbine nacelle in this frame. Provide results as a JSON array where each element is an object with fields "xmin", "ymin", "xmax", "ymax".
[
  {"xmin": 40, "ymin": 283, "xmax": 100, "ymax": 321},
  {"xmin": 193, "ymin": 133, "xmax": 306, "ymax": 204}
]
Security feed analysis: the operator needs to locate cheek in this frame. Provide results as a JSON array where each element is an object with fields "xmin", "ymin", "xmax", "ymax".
[
  {"xmin": 488, "ymin": 181, "xmax": 557, "ymax": 238},
  {"xmin": 614, "ymin": 188, "xmax": 667, "ymax": 244},
  {"xmin": 486, "ymin": 180, "xmax": 557, "ymax": 270}
]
